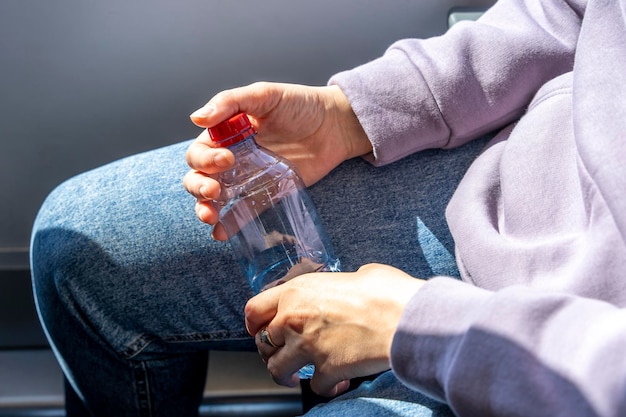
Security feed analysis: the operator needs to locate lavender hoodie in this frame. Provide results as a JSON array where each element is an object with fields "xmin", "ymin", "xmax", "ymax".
[{"xmin": 330, "ymin": 0, "xmax": 626, "ymax": 415}]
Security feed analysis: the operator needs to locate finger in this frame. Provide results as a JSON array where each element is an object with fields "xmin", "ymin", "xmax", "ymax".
[
  {"xmin": 309, "ymin": 375, "xmax": 351, "ymax": 398},
  {"xmin": 182, "ymin": 170, "xmax": 221, "ymax": 201},
  {"xmin": 194, "ymin": 200, "xmax": 220, "ymax": 225},
  {"xmin": 258, "ymin": 328, "xmax": 280, "ymax": 348},
  {"xmin": 265, "ymin": 347, "xmax": 305, "ymax": 388},
  {"xmin": 257, "ymin": 322, "xmax": 312, "ymax": 388},
  {"xmin": 255, "ymin": 328, "xmax": 281, "ymax": 363},
  {"xmin": 185, "ymin": 140, "xmax": 235, "ymax": 173},
  {"xmin": 244, "ymin": 287, "xmax": 284, "ymax": 336},
  {"xmin": 211, "ymin": 222, "xmax": 228, "ymax": 241},
  {"xmin": 334, "ymin": 380, "xmax": 352, "ymax": 396}
]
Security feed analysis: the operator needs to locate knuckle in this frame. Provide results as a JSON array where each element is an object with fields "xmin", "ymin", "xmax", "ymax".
[
  {"xmin": 250, "ymin": 80, "xmax": 270, "ymax": 91},
  {"xmin": 266, "ymin": 362, "xmax": 288, "ymax": 385},
  {"xmin": 358, "ymin": 262, "xmax": 383, "ymax": 272}
]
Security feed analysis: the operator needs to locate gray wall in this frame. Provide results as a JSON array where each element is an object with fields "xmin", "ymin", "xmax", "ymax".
[{"xmin": 0, "ymin": 0, "xmax": 494, "ymax": 269}]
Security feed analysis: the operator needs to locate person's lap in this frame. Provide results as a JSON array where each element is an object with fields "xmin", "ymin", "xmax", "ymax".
[{"xmin": 30, "ymin": 135, "xmax": 487, "ymax": 416}]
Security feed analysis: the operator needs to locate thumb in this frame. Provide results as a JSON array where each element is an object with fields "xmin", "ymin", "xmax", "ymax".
[{"xmin": 189, "ymin": 82, "xmax": 282, "ymax": 128}]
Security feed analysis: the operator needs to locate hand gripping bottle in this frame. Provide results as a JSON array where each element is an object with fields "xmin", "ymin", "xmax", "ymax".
[{"xmin": 208, "ymin": 113, "xmax": 341, "ymax": 378}]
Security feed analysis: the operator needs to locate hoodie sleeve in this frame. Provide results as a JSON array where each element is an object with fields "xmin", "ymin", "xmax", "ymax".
[
  {"xmin": 391, "ymin": 277, "xmax": 626, "ymax": 417},
  {"xmin": 329, "ymin": 0, "xmax": 584, "ymax": 165}
]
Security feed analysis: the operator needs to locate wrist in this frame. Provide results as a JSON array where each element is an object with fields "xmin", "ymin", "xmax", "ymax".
[{"xmin": 327, "ymin": 85, "xmax": 373, "ymax": 160}]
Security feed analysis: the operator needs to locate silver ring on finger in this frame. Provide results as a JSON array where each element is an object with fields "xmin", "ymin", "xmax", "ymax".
[{"xmin": 260, "ymin": 328, "xmax": 277, "ymax": 348}]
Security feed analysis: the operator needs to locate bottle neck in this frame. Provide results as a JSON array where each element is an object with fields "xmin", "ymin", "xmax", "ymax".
[{"xmin": 225, "ymin": 133, "xmax": 258, "ymax": 155}]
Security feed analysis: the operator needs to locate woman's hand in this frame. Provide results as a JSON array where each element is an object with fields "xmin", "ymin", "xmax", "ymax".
[
  {"xmin": 183, "ymin": 82, "xmax": 371, "ymax": 240},
  {"xmin": 244, "ymin": 263, "xmax": 425, "ymax": 397}
]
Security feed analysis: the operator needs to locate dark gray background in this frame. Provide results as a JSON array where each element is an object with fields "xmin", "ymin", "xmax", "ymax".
[{"xmin": 0, "ymin": 0, "xmax": 494, "ymax": 270}]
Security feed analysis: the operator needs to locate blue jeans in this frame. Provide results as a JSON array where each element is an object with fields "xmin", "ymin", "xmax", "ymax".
[{"xmin": 31, "ymin": 137, "xmax": 487, "ymax": 417}]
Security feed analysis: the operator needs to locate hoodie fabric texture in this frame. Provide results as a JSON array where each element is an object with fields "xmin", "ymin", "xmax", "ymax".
[{"xmin": 329, "ymin": 0, "xmax": 626, "ymax": 415}]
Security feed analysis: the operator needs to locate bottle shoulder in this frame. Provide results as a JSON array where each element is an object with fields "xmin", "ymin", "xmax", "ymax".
[{"xmin": 218, "ymin": 145, "xmax": 302, "ymax": 202}]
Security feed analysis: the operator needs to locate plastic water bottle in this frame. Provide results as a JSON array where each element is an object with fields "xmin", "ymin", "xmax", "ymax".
[{"xmin": 208, "ymin": 113, "xmax": 341, "ymax": 378}]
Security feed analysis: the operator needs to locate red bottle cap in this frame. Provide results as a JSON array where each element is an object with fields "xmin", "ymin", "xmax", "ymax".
[{"xmin": 208, "ymin": 113, "xmax": 256, "ymax": 147}]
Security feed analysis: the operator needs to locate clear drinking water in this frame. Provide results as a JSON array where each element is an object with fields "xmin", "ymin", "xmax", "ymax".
[{"xmin": 209, "ymin": 113, "xmax": 341, "ymax": 379}]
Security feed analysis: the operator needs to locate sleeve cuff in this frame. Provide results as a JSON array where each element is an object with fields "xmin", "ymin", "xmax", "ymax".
[
  {"xmin": 390, "ymin": 277, "xmax": 492, "ymax": 400},
  {"xmin": 328, "ymin": 46, "xmax": 451, "ymax": 166}
]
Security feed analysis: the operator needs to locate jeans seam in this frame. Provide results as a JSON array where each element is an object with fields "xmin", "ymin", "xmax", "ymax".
[
  {"xmin": 132, "ymin": 361, "xmax": 153, "ymax": 417},
  {"xmin": 122, "ymin": 330, "xmax": 251, "ymax": 359}
]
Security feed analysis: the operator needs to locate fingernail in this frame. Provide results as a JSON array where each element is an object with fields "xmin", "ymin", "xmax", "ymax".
[{"xmin": 190, "ymin": 103, "xmax": 216, "ymax": 119}]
